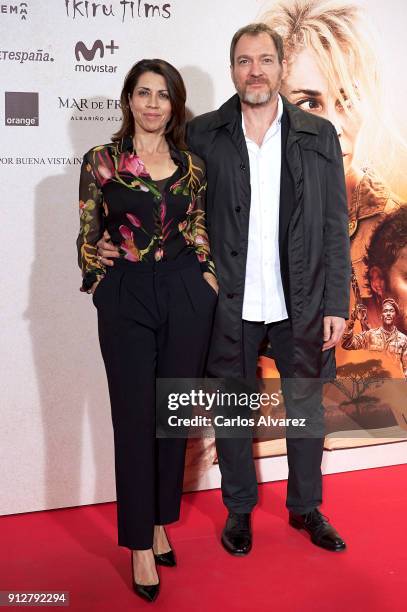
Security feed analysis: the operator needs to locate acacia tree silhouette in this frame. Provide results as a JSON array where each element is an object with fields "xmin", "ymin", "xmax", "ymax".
[{"xmin": 333, "ymin": 359, "xmax": 391, "ymax": 419}]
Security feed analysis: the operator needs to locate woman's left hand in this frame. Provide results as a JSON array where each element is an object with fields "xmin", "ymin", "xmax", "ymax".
[{"xmin": 203, "ymin": 272, "xmax": 219, "ymax": 295}]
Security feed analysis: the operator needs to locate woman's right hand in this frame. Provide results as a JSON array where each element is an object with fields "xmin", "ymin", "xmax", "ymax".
[{"xmin": 97, "ymin": 229, "xmax": 120, "ymax": 267}]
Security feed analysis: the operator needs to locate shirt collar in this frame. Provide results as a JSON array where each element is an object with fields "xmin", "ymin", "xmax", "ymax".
[
  {"xmin": 242, "ymin": 94, "xmax": 283, "ymax": 141},
  {"xmin": 119, "ymin": 135, "xmax": 187, "ymax": 172}
]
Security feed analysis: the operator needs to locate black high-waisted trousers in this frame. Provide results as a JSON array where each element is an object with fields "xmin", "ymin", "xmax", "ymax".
[{"xmin": 93, "ymin": 254, "xmax": 217, "ymax": 549}]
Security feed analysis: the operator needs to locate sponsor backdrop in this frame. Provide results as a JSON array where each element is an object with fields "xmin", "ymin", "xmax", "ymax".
[{"xmin": 0, "ymin": 0, "xmax": 406, "ymax": 515}]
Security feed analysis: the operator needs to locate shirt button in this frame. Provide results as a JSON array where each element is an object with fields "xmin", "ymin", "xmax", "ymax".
[
  {"xmin": 227, "ymin": 293, "xmax": 235, "ymax": 299},
  {"xmin": 230, "ymin": 250, "xmax": 238, "ymax": 257},
  {"xmin": 235, "ymin": 206, "xmax": 241, "ymax": 212},
  {"xmin": 240, "ymin": 163, "xmax": 246, "ymax": 170}
]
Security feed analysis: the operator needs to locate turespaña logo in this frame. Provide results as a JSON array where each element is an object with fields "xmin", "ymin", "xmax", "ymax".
[
  {"xmin": 0, "ymin": 48, "xmax": 54, "ymax": 64},
  {"xmin": 64, "ymin": 0, "xmax": 171, "ymax": 21},
  {"xmin": 5, "ymin": 92, "xmax": 38, "ymax": 126},
  {"xmin": 0, "ymin": 1, "xmax": 29, "ymax": 20},
  {"xmin": 74, "ymin": 39, "xmax": 118, "ymax": 73}
]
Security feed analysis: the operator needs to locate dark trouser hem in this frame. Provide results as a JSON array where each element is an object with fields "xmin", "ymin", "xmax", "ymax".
[
  {"xmin": 119, "ymin": 541, "xmax": 153, "ymax": 551},
  {"xmin": 216, "ymin": 436, "xmax": 258, "ymax": 514},
  {"xmin": 225, "ymin": 504, "xmax": 256, "ymax": 515},
  {"xmin": 119, "ymin": 515, "xmax": 180, "ymax": 550},
  {"xmin": 285, "ymin": 502, "xmax": 321, "ymax": 515},
  {"xmin": 154, "ymin": 513, "xmax": 181, "ymax": 526}
]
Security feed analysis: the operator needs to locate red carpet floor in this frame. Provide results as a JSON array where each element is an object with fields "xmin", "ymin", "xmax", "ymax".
[{"xmin": 2, "ymin": 465, "xmax": 406, "ymax": 611}]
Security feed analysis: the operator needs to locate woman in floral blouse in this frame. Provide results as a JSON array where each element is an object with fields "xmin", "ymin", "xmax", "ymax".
[{"xmin": 77, "ymin": 59, "xmax": 217, "ymax": 603}]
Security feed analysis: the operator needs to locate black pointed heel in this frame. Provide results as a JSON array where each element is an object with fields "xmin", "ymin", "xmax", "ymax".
[
  {"xmin": 153, "ymin": 527, "xmax": 177, "ymax": 567},
  {"xmin": 131, "ymin": 552, "xmax": 160, "ymax": 603},
  {"xmin": 154, "ymin": 549, "xmax": 176, "ymax": 567}
]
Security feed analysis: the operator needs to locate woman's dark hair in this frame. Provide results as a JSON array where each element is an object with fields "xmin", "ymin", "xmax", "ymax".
[{"xmin": 112, "ymin": 58, "xmax": 187, "ymax": 149}]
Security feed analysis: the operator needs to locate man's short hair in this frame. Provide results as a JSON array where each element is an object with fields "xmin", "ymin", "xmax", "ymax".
[
  {"xmin": 230, "ymin": 23, "xmax": 284, "ymax": 66},
  {"xmin": 364, "ymin": 205, "xmax": 407, "ymax": 288},
  {"xmin": 382, "ymin": 298, "xmax": 400, "ymax": 316}
]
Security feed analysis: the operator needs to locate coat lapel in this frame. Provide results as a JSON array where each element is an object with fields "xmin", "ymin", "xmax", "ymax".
[
  {"xmin": 215, "ymin": 94, "xmax": 250, "ymax": 172},
  {"xmin": 278, "ymin": 109, "xmax": 296, "ymax": 258}
]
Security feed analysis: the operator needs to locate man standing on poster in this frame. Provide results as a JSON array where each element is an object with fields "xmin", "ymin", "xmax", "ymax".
[
  {"xmin": 97, "ymin": 24, "xmax": 351, "ymax": 554},
  {"xmin": 342, "ymin": 299, "xmax": 407, "ymax": 378}
]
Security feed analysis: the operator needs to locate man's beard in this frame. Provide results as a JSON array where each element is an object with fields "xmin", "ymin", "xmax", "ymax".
[
  {"xmin": 242, "ymin": 89, "xmax": 273, "ymax": 105},
  {"xmin": 236, "ymin": 80, "xmax": 278, "ymax": 106}
]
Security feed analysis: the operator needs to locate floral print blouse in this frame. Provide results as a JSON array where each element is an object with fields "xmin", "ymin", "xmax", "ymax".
[{"xmin": 77, "ymin": 135, "xmax": 215, "ymax": 291}]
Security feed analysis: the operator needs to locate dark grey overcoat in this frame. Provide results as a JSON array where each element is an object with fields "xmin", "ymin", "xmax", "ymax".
[{"xmin": 187, "ymin": 94, "xmax": 351, "ymax": 379}]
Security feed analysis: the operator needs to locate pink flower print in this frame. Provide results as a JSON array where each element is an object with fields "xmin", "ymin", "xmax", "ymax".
[
  {"xmin": 95, "ymin": 150, "xmax": 115, "ymax": 185},
  {"xmin": 197, "ymin": 253, "xmax": 206, "ymax": 262},
  {"xmin": 178, "ymin": 220, "xmax": 187, "ymax": 232},
  {"xmin": 159, "ymin": 200, "xmax": 172, "ymax": 240},
  {"xmin": 126, "ymin": 213, "xmax": 142, "ymax": 228},
  {"xmin": 98, "ymin": 164, "xmax": 113, "ymax": 184},
  {"xmin": 119, "ymin": 225, "xmax": 132, "ymax": 240},
  {"xmin": 194, "ymin": 234, "xmax": 208, "ymax": 246},
  {"xmin": 170, "ymin": 178, "xmax": 182, "ymax": 191},
  {"xmin": 162, "ymin": 220, "xmax": 172, "ymax": 240},
  {"xmin": 119, "ymin": 225, "xmax": 140, "ymax": 262},
  {"xmin": 160, "ymin": 201, "xmax": 167, "ymax": 224},
  {"xmin": 186, "ymin": 200, "xmax": 195, "ymax": 214},
  {"xmin": 79, "ymin": 200, "xmax": 86, "ymax": 216},
  {"xmin": 154, "ymin": 248, "xmax": 164, "ymax": 261},
  {"xmin": 119, "ymin": 154, "xmax": 149, "ymax": 177}
]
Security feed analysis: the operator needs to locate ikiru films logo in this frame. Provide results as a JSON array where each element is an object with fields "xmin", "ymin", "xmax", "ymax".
[
  {"xmin": 5, "ymin": 92, "xmax": 38, "ymax": 126},
  {"xmin": 0, "ymin": 1, "xmax": 29, "ymax": 20},
  {"xmin": 64, "ymin": 0, "xmax": 171, "ymax": 21},
  {"xmin": 74, "ymin": 39, "xmax": 118, "ymax": 73}
]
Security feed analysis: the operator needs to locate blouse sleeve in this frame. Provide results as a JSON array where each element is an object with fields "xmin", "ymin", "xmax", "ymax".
[
  {"xmin": 76, "ymin": 152, "xmax": 106, "ymax": 292},
  {"xmin": 188, "ymin": 160, "xmax": 216, "ymax": 277}
]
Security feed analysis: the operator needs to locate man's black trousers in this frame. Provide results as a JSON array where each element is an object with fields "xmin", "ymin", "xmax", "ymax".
[{"xmin": 215, "ymin": 318, "xmax": 325, "ymax": 515}]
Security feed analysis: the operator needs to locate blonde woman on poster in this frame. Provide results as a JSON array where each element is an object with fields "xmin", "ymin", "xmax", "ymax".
[{"xmin": 260, "ymin": 0, "xmax": 403, "ymax": 329}]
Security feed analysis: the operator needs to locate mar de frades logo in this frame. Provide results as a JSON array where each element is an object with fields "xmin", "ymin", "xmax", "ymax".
[
  {"xmin": 64, "ymin": 0, "xmax": 171, "ymax": 21},
  {"xmin": 58, "ymin": 96, "xmax": 122, "ymax": 124},
  {"xmin": 5, "ymin": 92, "xmax": 38, "ymax": 126},
  {"xmin": 0, "ymin": 1, "xmax": 29, "ymax": 19},
  {"xmin": 74, "ymin": 39, "xmax": 118, "ymax": 73}
]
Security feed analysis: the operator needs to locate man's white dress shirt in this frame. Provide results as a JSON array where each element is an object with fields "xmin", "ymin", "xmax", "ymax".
[{"xmin": 242, "ymin": 94, "xmax": 288, "ymax": 324}]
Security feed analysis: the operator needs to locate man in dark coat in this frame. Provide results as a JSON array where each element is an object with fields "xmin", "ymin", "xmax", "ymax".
[
  {"xmin": 186, "ymin": 23, "xmax": 350, "ymax": 555},
  {"xmin": 96, "ymin": 23, "xmax": 351, "ymax": 555}
]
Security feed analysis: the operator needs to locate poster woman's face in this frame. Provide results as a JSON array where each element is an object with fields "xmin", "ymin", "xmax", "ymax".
[{"xmin": 281, "ymin": 47, "xmax": 362, "ymax": 175}]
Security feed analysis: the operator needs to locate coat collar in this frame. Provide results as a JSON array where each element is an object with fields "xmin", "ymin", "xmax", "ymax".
[{"xmin": 209, "ymin": 93, "xmax": 321, "ymax": 136}]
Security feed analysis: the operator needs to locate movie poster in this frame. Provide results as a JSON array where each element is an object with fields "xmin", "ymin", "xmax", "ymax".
[{"xmin": 185, "ymin": 0, "xmax": 407, "ymax": 490}]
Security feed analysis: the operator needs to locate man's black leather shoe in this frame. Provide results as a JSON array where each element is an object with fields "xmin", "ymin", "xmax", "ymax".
[
  {"xmin": 289, "ymin": 508, "xmax": 346, "ymax": 551},
  {"xmin": 221, "ymin": 511, "xmax": 252, "ymax": 556}
]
